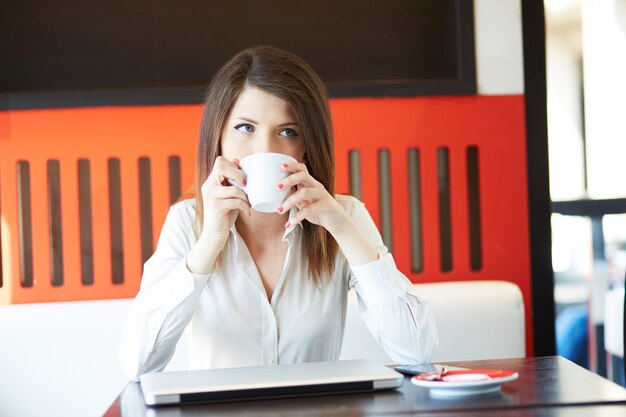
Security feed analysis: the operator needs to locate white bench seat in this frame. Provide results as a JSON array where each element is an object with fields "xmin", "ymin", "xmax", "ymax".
[{"xmin": 0, "ymin": 280, "xmax": 525, "ymax": 417}]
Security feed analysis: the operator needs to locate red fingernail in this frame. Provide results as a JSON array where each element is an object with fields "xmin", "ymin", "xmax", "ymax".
[
  {"xmin": 243, "ymin": 178, "xmax": 247, "ymax": 186},
  {"xmin": 282, "ymin": 163, "xmax": 288, "ymax": 169},
  {"xmin": 277, "ymin": 206, "xmax": 284, "ymax": 213},
  {"xmin": 277, "ymin": 183, "xmax": 284, "ymax": 190},
  {"xmin": 285, "ymin": 222, "xmax": 291, "ymax": 229}
]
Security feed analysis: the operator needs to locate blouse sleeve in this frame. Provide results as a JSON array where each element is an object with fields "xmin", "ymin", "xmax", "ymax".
[
  {"xmin": 118, "ymin": 203, "xmax": 210, "ymax": 381},
  {"xmin": 345, "ymin": 198, "xmax": 439, "ymax": 365}
]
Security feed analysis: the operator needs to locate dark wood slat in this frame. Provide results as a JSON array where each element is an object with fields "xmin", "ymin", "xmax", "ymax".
[
  {"xmin": 378, "ymin": 150, "xmax": 393, "ymax": 253},
  {"xmin": 17, "ymin": 161, "xmax": 33, "ymax": 287},
  {"xmin": 437, "ymin": 147, "xmax": 452, "ymax": 272},
  {"xmin": 408, "ymin": 148, "xmax": 423, "ymax": 273},
  {"xmin": 348, "ymin": 151, "xmax": 362, "ymax": 201},
  {"xmin": 466, "ymin": 146, "xmax": 482, "ymax": 271},
  {"xmin": 108, "ymin": 158, "xmax": 124, "ymax": 284},
  {"xmin": 78, "ymin": 159, "xmax": 94, "ymax": 285},
  {"xmin": 47, "ymin": 160, "xmax": 64, "ymax": 286},
  {"xmin": 138, "ymin": 157, "xmax": 153, "ymax": 267},
  {"xmin": 168, "ymin": 156, "xmax": 182, "ymax": 205}
]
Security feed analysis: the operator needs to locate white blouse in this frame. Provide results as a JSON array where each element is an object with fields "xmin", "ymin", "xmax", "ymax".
[{"xmin": 118, "ymin": 195, "xmax": 438, "ymax": 380}]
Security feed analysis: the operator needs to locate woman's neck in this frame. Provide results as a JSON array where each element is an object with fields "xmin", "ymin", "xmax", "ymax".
[{"xmin": 235, "ymin": 211, "xmax": 289, "ymax": 248}]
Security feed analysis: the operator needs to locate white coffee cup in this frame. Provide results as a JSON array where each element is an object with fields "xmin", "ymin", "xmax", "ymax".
[{"xmin": 228, "ymin": 153, "xmax": 296, "ymax": 213}]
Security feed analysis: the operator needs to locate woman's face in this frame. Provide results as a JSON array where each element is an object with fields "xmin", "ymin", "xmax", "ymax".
[{"xmin": 220, "ymin": 86, "xmax": 306, "ymax": 162}]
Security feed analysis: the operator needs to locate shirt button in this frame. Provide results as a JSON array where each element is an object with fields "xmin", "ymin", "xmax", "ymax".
[{"xmin": 267, "ymin": 358, "xmax": 274, "ymax": 364}]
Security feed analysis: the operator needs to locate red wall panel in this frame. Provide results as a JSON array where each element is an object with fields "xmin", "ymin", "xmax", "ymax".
[{"xmin": 0, "ymin": 95, "xmax": 532, "ymax": 353}]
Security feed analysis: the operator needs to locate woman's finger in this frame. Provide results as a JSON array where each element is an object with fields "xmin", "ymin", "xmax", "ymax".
[
  {"xmin": 212, "ymin": 196, "xmax": 252, "ymax": 217},
  {"xmin": 211, "ymin": 157, "xmax": 245, "ymax": 185},
  {"xmin": 279, "ymin": 187, "xmax": 322, "ymax": 213},
  {"xmin": 281, "ymin": 161, "xmax": 309, "ymax": 174},
  {"xmin": 285, "ymin": 201, "xmax": 321, "ymax": 228},
  {"xmin": 296, "ymin": 199, "xmax": 311, "ymax": 210},
  {"xmin": 277, "ymin": 170, "xmax": 317, "ymax": 191},
  {"xmin": 213, "ymin": 182, "xmax": 249, "ymax": 202}
]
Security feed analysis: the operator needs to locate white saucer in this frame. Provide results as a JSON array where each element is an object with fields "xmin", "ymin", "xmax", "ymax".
[{"xmin": 411, "ymin": 369, "xmax": 519, "ymax": 397}]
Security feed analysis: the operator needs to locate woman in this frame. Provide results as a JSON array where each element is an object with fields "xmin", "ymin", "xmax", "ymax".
[{"xmin": 119, "ymin": 46, "xmax": 438, "ymax": 380}]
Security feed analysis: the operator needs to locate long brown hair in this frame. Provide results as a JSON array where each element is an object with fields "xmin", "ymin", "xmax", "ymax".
[{"xmin": 195, "ymin": 45, "xmax": 338, "ymax": 285}]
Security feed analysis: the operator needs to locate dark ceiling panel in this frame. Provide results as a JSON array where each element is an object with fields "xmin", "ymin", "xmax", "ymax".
[{"xmin": 0, "ymin": 0, "xmax": 475, "ymax": 107}]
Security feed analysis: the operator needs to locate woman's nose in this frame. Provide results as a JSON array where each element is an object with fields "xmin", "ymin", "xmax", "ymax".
[{"xmin": 255, "ymin": 132, "xmax": 280, "ymax": 154}]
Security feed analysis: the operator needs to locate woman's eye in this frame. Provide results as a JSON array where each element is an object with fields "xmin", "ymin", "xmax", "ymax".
[
  {"xmin": 235, "ymin": 123, "xmax": 255, "ymax": 133},
  {"xmin": 279, "ymin": 128, "xmax": 298, "ymax": 137}
]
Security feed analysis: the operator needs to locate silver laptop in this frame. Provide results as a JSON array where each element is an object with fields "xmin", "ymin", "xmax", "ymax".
[{"xmin": 140, "ymin": 359, "xmax": 403, "ymax": 406}]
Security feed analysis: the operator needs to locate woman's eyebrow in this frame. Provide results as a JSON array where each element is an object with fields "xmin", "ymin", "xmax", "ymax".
[
  {"xmin": 233, "ymin": 117, "xmax": 258, "ymax": 124},
  {"xmin": 233, "ymin": 117, "xmax": 298, "ymax": 127}
]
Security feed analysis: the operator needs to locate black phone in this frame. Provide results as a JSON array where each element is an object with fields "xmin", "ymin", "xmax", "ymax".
[
  {"xmin": 393, "ymin": 364, "xmax": 437, "ymax": 376},
  {"xmin": 394, "ymin": 364, "xmax": 468, "ymax": 376}
]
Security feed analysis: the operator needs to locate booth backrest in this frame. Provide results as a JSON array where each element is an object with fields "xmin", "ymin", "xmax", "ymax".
[
  {"xmin": 340, "ymin": 281, "xmax": 525, "ymax": 363},
  {"xmin": 0, "ymin": 280, "xmax": 524, "ymax": 417}
]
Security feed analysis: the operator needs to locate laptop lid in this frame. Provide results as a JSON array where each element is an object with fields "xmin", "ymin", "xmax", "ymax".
[{"xmin": 139, "ymin": 359, "xmax": 403, "ymax": 406}]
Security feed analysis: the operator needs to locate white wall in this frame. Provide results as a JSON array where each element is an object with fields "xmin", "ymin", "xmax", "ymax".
[
  {"xmin": 545, "ymin": 0, "xmax": 626, "ymax": 201},
  {"xmin": 546, "ymin": 6, "xmax": 587, "ymax": 201},
  {"xmin": 474, "ymin": 0, "xmax": 524, "ymax": 95},
  {"xmin": 582, "ymin": 0, "xmax": 626, "ymax": 199}
]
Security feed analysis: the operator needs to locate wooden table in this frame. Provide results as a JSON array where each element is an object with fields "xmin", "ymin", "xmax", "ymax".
[{"xmin": 103, "ymin": 356, "xmax": 626, "ymax": 416}]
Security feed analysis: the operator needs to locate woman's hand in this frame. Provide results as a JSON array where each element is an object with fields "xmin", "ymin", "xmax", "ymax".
[
  {"xmin": 200, "ymin": 156, "xmax": 251, "ymax": 242},
  {"xmin": 187, "ymin": 156, "xmax": 251, "ymax": 275},
  {"xmin": 276, "ymin": 161, "xmax": 348, "ymax": 235},
  {"xmin": 277, "ymin": 161, "xmax": 378, "ymax": 266}
]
